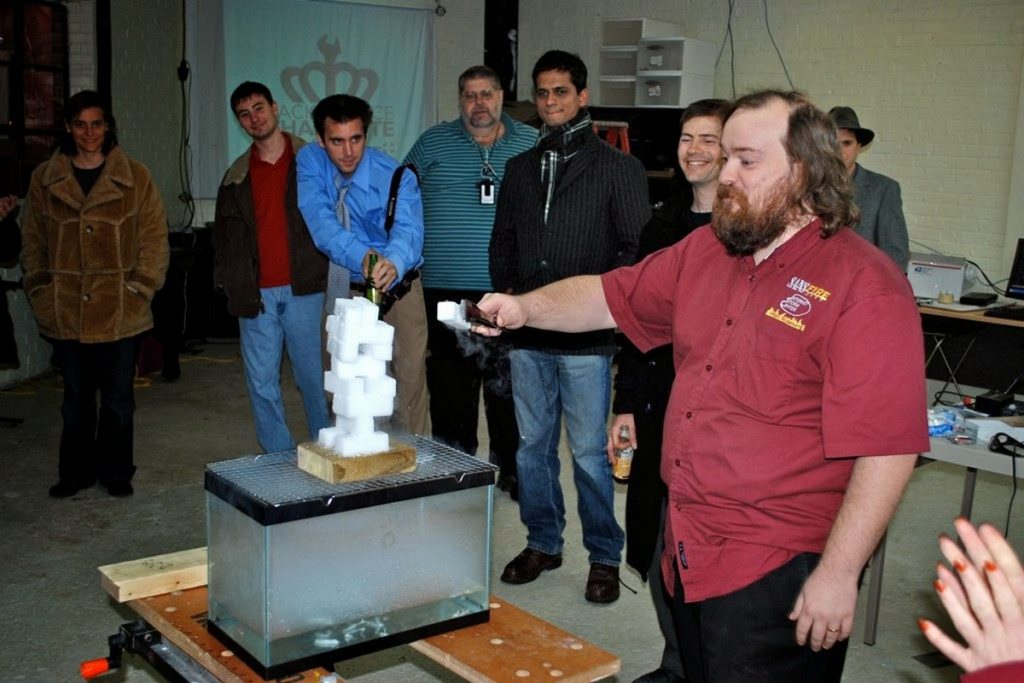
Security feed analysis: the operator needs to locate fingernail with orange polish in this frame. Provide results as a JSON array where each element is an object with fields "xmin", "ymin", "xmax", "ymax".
[
  {"xmin": 918, "ymin": 617, "xmax": 930, "ymax": 632},
  {"xmin": 954, "ymin": 560, "xmax": 967, "ymax": 573},
  {"xmin": 985, "ymin": 560, "xmax": 997, "ymax": 573},
  {"xmin": 934, "ymin": 579, "xmax": 946, "ymax": 592}
]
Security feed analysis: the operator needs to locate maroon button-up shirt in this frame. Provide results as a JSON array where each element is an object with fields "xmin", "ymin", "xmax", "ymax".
[{"xmin": 603, "ymin": 221, "xmax": 929, "ymax": 601}]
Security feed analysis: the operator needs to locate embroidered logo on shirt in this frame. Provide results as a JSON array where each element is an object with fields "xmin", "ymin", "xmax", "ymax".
[
  {"xmin": 765, "ymin": 294, "xmax": 810, "ymax": 331},
  {"xmin": 786, "ymin": 276, "xmax": 831, "ymax": 302},
  {"xmin": 778, "ymin": 294, "xmax": 811, "ymax": 316}
]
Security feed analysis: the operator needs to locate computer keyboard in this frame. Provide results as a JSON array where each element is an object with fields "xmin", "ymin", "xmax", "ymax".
[{"xmin": 984, "ymin": 304, "xmax": 1024, "ymax": 321}]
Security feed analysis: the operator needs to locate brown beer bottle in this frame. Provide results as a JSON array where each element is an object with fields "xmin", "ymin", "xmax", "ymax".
[{"xmin": 613, "ymin": 424, "xmax": 634, "ymax": 483}]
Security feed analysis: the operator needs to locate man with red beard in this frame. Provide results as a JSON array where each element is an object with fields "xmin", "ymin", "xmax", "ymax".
[{"xmin": 471, "ymin": 90, "xmax": 929, "ymax": 682}]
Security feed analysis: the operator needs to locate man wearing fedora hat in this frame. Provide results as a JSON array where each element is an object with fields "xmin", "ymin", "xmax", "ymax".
[{"xmin": 828, "ymin": 106, "xmax": 909, "ymax": 269}]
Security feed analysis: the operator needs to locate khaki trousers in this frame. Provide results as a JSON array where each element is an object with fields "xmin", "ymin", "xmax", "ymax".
[{"xmin": 383, "ymin": 278, "xmax": 430, "ymax": 435}]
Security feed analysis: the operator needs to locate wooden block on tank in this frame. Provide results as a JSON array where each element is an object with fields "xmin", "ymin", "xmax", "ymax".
[{"xmin": 297, "ymin": 440, "xmax": 416, "ymax": 483}]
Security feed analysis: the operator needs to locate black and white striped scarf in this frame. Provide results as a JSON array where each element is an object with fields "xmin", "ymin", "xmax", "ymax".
[{"xmin": 538, "ymin": 109, "xmax": 592, "ymax": 224}]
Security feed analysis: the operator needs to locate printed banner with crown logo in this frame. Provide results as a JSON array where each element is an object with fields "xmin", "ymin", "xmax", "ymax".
[{"xmin": 222, "ymin": 0, "xmax": 433, "ymax": 165}]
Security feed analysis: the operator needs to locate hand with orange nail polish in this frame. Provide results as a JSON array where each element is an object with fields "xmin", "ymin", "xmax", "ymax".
[{"xmin": 920, "ymin": 519, "xmax": 1024, "ymax": 677}]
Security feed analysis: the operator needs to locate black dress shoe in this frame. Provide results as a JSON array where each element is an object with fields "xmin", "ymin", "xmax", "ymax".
[
  {"xmin": 48, "ymin": 479, "xmax": 96, "ymax": 498},
  {"xmin": 104, "ymin": 481, "xmax": 134, "ymax": 497},
  {"xmin": 633, "ymin": 667, "xmax": 686, "ymax": 683},
  {"xmin": 585, "ymin": 563, "xmax": 620, "ymax": 603},
  {"xmin": 500, "ymin": 548, "xmax": 562, "ymax": 584}
]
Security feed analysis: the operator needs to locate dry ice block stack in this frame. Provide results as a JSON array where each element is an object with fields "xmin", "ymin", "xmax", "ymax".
[
  {"xmin": 205, "ymin": 438, "xmax": 498, "ymax": 678},
  {"xmin": 298, "ymin": 296, "xmax": 415, "ymax": 483}
]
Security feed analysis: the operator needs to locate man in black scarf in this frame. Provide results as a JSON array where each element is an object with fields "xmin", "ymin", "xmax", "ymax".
[{"xmin": 489, "ymin": 50, "xmax": 650, "ymax": 604}]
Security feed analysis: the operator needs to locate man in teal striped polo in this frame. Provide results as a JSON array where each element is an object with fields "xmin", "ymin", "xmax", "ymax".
[{"xmin": 405, "ymin": 65, "xmax": 537, "ymax": 496}]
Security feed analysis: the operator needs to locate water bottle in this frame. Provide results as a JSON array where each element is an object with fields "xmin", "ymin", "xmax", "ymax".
[{"xmin": 613, "ymin": 423, "xmax": 634, "ymax": 483}]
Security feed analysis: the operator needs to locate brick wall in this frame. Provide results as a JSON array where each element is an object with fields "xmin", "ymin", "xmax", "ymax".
[{"xmin": 519, "ymin": 0, "xmax": 1024, "ymax": 282}]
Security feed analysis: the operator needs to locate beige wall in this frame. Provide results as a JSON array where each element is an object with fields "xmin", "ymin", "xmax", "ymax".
[{"xmin": 518, "ymin": 0, "xmax": 1024, "ymax": 281}]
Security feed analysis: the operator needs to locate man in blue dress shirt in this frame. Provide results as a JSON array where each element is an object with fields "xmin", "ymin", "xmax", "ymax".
[{"xmin": 297, "ymin": 94, "xmax": 428, "ymax": 434}]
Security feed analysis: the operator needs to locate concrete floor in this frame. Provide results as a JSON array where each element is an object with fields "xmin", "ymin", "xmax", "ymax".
[{"xmin": 0, "ymin": 341, "xmax": 1016, "ymax": 682}]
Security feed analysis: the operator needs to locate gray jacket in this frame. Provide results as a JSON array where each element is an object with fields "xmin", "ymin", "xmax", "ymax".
[{"xmin": 852, "ymin": 163, "xmax": 909, "ymax": 270}]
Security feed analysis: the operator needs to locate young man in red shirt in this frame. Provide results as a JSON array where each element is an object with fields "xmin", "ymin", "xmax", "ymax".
[{"xmin": 214, "ymin": 82, "xmax": 329, "ymax": 453}]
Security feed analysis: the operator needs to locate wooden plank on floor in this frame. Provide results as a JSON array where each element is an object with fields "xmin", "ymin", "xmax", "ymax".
[
  {"xmin": 411, "ymin": 596, "xmax": 620, "ymax": 683},
  {"xmin": 129, "ymin": 586, "xmax": 334, "ymax": 682},
  {"xmin": 99, "ymin": 547, "xmax": 208, "ymax": 603}
]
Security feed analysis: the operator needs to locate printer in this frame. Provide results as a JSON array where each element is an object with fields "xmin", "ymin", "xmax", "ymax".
[{"xmin": 907, "ymin": 252, "xmax": 967, "ymax": 300}]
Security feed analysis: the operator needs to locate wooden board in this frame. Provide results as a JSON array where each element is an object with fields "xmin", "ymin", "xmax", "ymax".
[
  {"xmin": 128, "ymin": 588, "xmax": 618, "ymax": 683},
  {"xmin": 411, "ymin": 596, "xmax": 620, "ymax": 683},
  {"xmin": 297, "ymin": 440, "xmax": 416, "ymax": 483},
  {"xmin": 129, "ymin": 586, "xmax": 334, "ymax": 683},
  {"xmin": 99, "ymin": 547, "xmax": 208, "ymax": 603}
]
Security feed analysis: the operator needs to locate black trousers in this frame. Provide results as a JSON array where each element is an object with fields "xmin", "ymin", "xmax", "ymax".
[
  {"xmin": 52, "ymin": 337, "xmax": 139, "ymax": 486},
  {"xmin": 671, "ymin": 552, "xmax": 849, "ymax": 683},
  {"xmin": 422, "ymin": 288, "xmax": 518, "ymax": 476}
]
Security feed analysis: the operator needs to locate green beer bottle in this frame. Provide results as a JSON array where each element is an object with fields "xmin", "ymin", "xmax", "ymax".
[{"xmin": 365, "ymin": 253, "xmax": 382, "ymax": 307}]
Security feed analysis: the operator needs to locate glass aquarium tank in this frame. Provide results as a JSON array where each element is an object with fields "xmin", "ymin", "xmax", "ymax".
[{"xmin": 205, "ymin": 436, "xmax": 496, "ymax": 678}]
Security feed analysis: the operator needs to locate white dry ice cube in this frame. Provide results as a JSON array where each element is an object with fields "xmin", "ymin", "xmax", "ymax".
[
  {"xmin": 363, "ymin": 320, "xmax": 395, "ymax": 345},
  {"xmin": 353, "ymin": 354, "xmax": 386, "ymax": 378},
  {"xmin": 338, "ymin": 431, "xmax": 389, "ymax": 456},
  {"xmin": 333, "ymin": 377, "xmax": 364, "ymax": 400},
  {"xmin": 364, "ymin": 375, "xmax": 397, "ymax": 399},
  {"xmin": 335, "ymin": 415, "xmax": 375, "ymax": 435},
  {"xmin": 437, "ymin": 300, "xmax": 470, "ymax": 331},
  {"xmin": 317, "ymin": 426, "xmax": 343, "ymax": 449},
  {"xmin": 333, "ymin": 392, "xmax": 392, "ymax": 418},
  {"xmin": 323, "ymin": 370, "xmax": 342, "ymax": 395},
  {"xmin": 365, "ymin": 342, "xmax": 393, "ymax": 361}
]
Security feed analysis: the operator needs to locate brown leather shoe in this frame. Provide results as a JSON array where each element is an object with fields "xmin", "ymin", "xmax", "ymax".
[
  {"xmin": 500, "ymin": 548, "xmax": 562, "ymax": 584},
  {"xmin": 585, "ymin": 563, "xmax": 620, "ymax": 603}
]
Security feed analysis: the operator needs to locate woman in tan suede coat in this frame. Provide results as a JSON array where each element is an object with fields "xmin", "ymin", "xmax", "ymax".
[{"xmin": 21, "ymin": 90, "xmax": 168, "ymax": 498}]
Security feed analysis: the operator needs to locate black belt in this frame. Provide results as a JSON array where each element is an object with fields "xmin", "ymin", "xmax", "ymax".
[
  {"xmin": 351, "ymin": 268, "xmax": 419, "ymax": 292},
  {"xmin": 351, "ymin": 268, "xmax": 419, "ymax": 315}
]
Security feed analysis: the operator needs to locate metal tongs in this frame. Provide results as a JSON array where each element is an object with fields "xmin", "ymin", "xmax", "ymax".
[{"xmin": 461, "ymin": 299, "xmax": 501, "ymax": 330}]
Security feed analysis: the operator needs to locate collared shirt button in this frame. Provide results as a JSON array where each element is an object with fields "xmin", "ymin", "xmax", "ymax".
[
  {"xmin": 705, "ymin": 364, "xmax": 712, "ymax": 372},
  {"xmin": 540, "ymin": 259, "xmax": 550, "ymax": 268},
  {"xmin": 648, "ymin": 359, "xmax": 657, "ymax": 367},
  {"xmin": 83, "ymin": 294, "xmax": 91, "ymax": 302},
  {"xmin": 85, "ymin": 225, "xmax": 94, "ymax": 233},
  {"xmin": 685, "ymin": 411, "xmax": 693, "ymax": 419},
  {"xmin": 748, "ymin": 274, "xmax": 755, "ymax": 282},
  {"xmin": 726, "ymin": 319, "xmax": 734, "ymax": 326}
]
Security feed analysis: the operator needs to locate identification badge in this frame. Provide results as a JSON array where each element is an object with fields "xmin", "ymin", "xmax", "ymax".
[{"xmin": 479, "ymin": 179, "xmax": 495, "ymax": 205}]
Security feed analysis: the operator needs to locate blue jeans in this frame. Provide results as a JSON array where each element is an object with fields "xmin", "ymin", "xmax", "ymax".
[
  {"xmin": 239, "ymin": 286, "xmax": 330, "ymax": 453},
  {"xmin": 509, "ymin": 349, "xmax": 623, "ymax": 566}
]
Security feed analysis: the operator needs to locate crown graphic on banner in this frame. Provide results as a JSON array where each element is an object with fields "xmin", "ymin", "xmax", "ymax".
[{"xmin": 280, "ymin": 36, "xmax": 379, "ymax": 103}]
